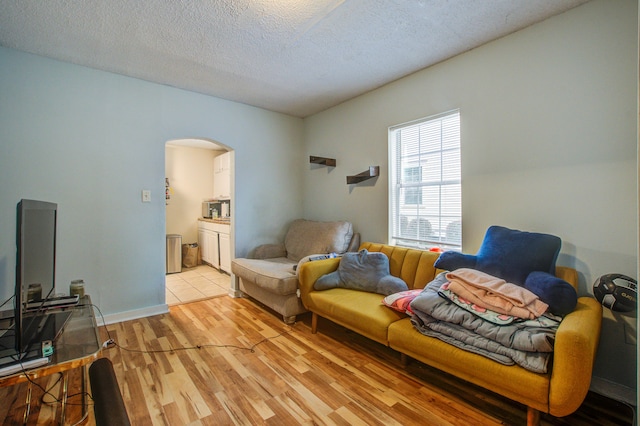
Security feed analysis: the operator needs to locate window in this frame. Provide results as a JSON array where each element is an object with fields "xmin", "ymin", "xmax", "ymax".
[
  {"xmin": 389, "ymin": 110, "xmax": 461, "ymax": 250},
  {"xmin": 403, "ymin": 166, "xmax": 422, "ymax": 205}
]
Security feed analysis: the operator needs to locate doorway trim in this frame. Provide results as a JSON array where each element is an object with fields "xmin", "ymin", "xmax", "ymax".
[{"xmin": 164, "ymin": 137, "xmax": 237, "ymax": 299}]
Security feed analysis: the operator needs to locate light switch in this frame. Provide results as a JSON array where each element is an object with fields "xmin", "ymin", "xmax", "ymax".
[{"xmin": 142, "ymin": 190, "xmax": 151, "ymax": 203}]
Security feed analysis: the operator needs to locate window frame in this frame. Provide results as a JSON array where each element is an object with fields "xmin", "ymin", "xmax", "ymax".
[{"xmin": 388, "ymin": 109, "xmax": 462, "ymax": 251}]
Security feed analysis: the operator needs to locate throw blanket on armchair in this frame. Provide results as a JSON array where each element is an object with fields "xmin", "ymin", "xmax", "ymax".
[{"xmin": 409, "ymin": 272, "xmax": 560, "ymax": 373}]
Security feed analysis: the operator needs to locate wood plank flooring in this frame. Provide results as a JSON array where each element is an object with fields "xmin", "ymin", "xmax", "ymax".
[{"xmin": 0, "ymin": 295, "xmax": 635, "ymax": 425}]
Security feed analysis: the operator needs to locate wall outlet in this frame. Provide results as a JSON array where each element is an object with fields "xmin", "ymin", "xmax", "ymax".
[{"xmin": 142, "ymin": 190, "xmax": 151, "ymax": 203}]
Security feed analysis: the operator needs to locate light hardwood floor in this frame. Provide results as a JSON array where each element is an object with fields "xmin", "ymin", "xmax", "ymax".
[{"xmin": 0, "ymin": 295, "xmax": 634, "ymax": 425}]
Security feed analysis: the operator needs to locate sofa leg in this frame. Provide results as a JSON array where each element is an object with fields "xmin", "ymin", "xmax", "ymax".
[
  {"xmin": 283, "ymin": 315, "xmax": 296, "ymax": 325},
  {"xmin": 311, "ymin": 312, "xmax": 318, "ymax": 334},
  {"xmin": 526, "ymin": 406, "xmax": 540, "ymax": 426},
  {"xmin": 400, "ymin": 353, "xmax": 408, "ymax": 367}
]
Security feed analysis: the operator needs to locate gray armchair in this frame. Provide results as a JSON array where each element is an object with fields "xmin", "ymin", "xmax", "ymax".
[{"xmin": 232, "ymin": 219, "xmax": 359, "ymax": 324}]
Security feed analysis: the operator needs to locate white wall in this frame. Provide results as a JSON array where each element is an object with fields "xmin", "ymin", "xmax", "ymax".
[
  {"xmin": 165, "ymin": 145, "xmax": 219, "ymax": 243},
  {"xmin": 303, "ymin": 0, "xmax": 638, "ymax": 398},
  {"xmin": 0, "ymin": 46, "xmax": 304, "ymax": 321}
]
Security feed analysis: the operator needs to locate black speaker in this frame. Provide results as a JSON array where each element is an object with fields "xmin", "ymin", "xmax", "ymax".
[{"xmin": 89, "ymin": 358, "xmax": 131, "ymax": 426}]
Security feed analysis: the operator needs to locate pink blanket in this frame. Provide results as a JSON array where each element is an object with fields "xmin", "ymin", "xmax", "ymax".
[{"xmin": 446, "ymin": 268, "xmax": 548, "ymax": 319}]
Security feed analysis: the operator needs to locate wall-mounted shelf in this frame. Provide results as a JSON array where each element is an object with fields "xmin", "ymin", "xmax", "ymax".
[
  {"xmin": 347, "ymin": 166, "xmax": 379, "ymax": 184},
  {"xmin": 310, "ymin": 156, "xmax": 336, "ymax": 167}
]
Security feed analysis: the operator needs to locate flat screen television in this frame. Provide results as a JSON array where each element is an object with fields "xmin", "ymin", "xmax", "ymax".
[
  {"xmin": 0, "ymin": 200, "xmax": 73, "ymax": 364},
  {"xmin": 15, "ymin": 199, "xmax": 59, "ymax": 353}
]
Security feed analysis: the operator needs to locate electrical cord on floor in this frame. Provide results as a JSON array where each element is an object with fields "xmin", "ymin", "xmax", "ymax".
[
  {"xmin": 38, "ymin": 372, "xmax": 66, "ymax": 404},
  {"xmin": 90, "ymin": 302, "xmax": 293, "ymax": 356},
  {"xmin": 85, "ymin": 303, "xmax": 114, "ymax": 345},
  {"xmin": 15, "ymin": 361, "xmax": 94, "ymax": 409},
  {"xmin": 109, "ymin": 329, "xmax": 292, "ymax": 355},
  {"xmin": 5, "ymin": 357, "xmax": 94, "ymax": 426},
  {"xmin": 30, "ymin": 370, "xmax": 63, "ymax": 403}
]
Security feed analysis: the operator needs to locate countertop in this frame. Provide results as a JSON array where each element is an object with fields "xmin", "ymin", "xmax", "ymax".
[{"xmin": 199, "ymin": 217, "xmax": 230, "ymax": 225}]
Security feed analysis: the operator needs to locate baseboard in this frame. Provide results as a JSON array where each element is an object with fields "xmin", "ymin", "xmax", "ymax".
[
  {"xmin": 228, "ymin": 289, "xmax": 244, "ymax": 298},
  {"xmin": 591, "ymin": 376, "xmax": 637, "ymax": 407},
  {"xmin": 97, "ymin": 303, "xmax": 170, "ymax": 326}
]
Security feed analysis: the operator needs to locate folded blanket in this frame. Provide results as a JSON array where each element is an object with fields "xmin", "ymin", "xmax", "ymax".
[
  {"xmin": 409, "ymin": 273, "xmax": 560, "ymax": 373},
  {"xmin": 446, "ymin": 268, "xmax": 548, "ymax": 319},
  {"xmin": 438, "ymin": 283, "xmax": 517, "ymax": 326},
  {"xmin": 410, "ymin": 310, "xmax": 552, "ymax": 373}
]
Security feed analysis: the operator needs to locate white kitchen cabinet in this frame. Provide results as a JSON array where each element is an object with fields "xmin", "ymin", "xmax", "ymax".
[
  {"xmin": 213, "ymin": 152, "xmax": 231, "ymax": 199},
  {"xmin": 198, "ymin": 223, "xmax": 219, "ymax": 268},
  {"xmin": 218, "ymin": 231, "xmax": 230, "ymax": 273},
  {"xmin": 213, "ymin": 169, "xmax": 230, "ymax": 199},
  {"xmin": 206, "ymin": 229, "xmax": 220, "ymax": 268},
  {"xmin": 198, "ymin": 220, "xmax": 230, "ymax": 272},
  {"xmin": 198, "ymin": 227, "xmax": 208, "ymax": 263},
  {"xmin": 214, "ymin": 151, "xmax": 230, "ymax": 172}
]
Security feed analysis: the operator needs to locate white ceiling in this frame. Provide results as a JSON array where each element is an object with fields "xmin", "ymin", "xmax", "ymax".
[{"xmin": 0, "ymin": 0, "xmax": 590, "ymax": 118}]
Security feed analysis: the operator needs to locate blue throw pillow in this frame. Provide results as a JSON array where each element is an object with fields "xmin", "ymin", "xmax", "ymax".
[
  {"xmin": 434, "ymin": 225, "xmax": 561, "ymax": 287},
  {"xmin": 476, "ymin": 226, "xmax": 561, "ymax": 286},
  {"xmin": 524, "ymin": 271, "xmax": 577, "ymax": 316},
  {"xmin": 434, "ymin": 251, "xmax": 477, "ymax": 271}
]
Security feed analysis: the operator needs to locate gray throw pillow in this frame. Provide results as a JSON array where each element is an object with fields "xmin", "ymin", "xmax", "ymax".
[{"xmin": 314, "ymin": 249, "xmax": 408, "ymax": 295}]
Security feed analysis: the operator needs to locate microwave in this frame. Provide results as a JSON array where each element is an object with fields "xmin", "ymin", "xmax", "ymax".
[
  {"xmin": 202, "ymin": 201, "xmax": 219, "ymax": 218},
  {"xmin": 202, "ymin": 201, "xmax": 230, "ymax": 218}
]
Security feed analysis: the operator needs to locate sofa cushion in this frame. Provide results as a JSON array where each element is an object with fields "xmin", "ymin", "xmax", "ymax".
[
  {"xmin": 524, "ymin": 271, "xmax": 577, "ymax": 316},
  {"xmin": 306, "ymin": 288, "xmax": 406, "ymax": 345},
  {"xmin": 231, "ymin": 257, "xmax": 298, "ymax": 295},
  {"xmin": 315, "ymin": 249, "xmax": 408, "ymax": 296},
  {"xmin": 284, "ymin": 219, "xmax": 354, "ymax": 262},
  {"xmin": 434, "ymin": 225, "xmax": 561, "ymax": 286}
]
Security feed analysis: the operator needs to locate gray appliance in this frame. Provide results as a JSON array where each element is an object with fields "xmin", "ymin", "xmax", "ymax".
[{"xmin": 166, "ymin": 234, "xmax": 182, "ymax": 274}]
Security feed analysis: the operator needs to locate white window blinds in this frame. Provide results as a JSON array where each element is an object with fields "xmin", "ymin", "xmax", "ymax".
[{"xmin": 389, "ymin": 110, "xmax": 461, "ymax": 250}]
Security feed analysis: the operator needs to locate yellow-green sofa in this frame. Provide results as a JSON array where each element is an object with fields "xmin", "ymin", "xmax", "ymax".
[{"xmin": 298, "ymin": 242, "xmax": 602, "ymax": 426}]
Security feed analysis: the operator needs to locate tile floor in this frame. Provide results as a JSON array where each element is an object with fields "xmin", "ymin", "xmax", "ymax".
[{"xmin": 165, "ymin": 264, "xmax": 231, "ymax": 306}]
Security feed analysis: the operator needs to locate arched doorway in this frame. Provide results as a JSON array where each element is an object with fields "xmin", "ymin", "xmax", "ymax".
[{"xmin": 164, "ymin": 138, "xmax": 234, "ymax": 306}]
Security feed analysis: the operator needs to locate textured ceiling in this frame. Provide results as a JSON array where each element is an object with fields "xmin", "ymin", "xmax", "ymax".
[{"xmin": 0, "ymin": 0, "xmax": 590, "ymax": 118}]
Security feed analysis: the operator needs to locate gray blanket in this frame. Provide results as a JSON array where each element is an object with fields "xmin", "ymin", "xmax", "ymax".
[{"xmin": 409, "ymin": 272, "xmax": 560, "ymax": 373}]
